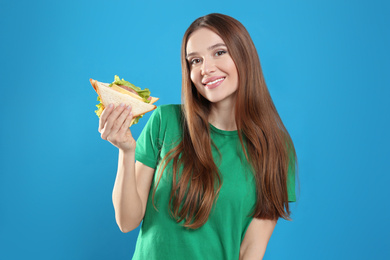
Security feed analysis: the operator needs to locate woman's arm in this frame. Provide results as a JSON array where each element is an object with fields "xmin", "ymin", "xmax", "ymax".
[
  {"xmin": 99, "ymin": 104, "xmax": 154, "ymax": 233},
  {"xmin": 112, "ymin": 151, "xmax": 154, "ymax": 233},
  {"xmin": 239, "ymin": 218, "xmax": 277, "ymax": 260}
]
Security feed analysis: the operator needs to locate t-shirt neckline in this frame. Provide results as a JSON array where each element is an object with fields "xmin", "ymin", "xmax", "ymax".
[{"xmin": 209, "ymin": 123, "xmax": 238, "ymax": 136}]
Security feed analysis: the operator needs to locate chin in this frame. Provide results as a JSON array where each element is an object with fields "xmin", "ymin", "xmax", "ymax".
[{"xmin": 205, "ymin": 96, "xmax": 230, "ymax": 104}]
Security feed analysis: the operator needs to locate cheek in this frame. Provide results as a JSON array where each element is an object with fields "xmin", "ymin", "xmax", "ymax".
[
  {"xmin": 189, "ymin": 70, "xmax": 203, "ymax": 94},
  {"xmin": 227, "ymin": 63, "xmax": 239, "ymax": 86},
  {"xmin": 227, "ymin": 61, "xmax": 238, "ymax": 77},
  {"xmin": 190, "ymin": 69, "xmax": 200, "ymax": 86}
]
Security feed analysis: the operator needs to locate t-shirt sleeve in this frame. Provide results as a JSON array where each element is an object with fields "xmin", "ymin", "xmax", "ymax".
[
  {"xmin": 135, "ymin": 107, "xmax": 162, "ymax": 169},
  {"xmin": 287, "ymin": 150, "xmax": 296, "ymax": 202}
]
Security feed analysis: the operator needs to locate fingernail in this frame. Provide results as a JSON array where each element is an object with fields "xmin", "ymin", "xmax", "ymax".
[
  {"xmin": 120, "ymin": 103, "xmax": 125, "ymax": 107},
  {"xmin": 126, "ymin": 105, "xmax": 131, "ymax": 110},
  {"xmin": 108, "ymin": 104, "xmax": 113, "ymax": 108}
]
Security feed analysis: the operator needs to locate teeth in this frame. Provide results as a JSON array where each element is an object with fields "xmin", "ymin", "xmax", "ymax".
[{"xmin": 206, "ymin": 78, "xmax": 224, "ymax": 85}]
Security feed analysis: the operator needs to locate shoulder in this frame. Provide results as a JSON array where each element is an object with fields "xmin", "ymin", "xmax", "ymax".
[
  {"xmin": 147, "ymin": 103, "xmax": 182, "ymax": 128},
  {"xmin": 152, "ymin": 104, "xmax": 182, "ymax": 125},
  {"xmin": 135, "ymin": 105, "xmax": 182, "ymax": 163},
  {"xmin": 144, "ymin": 104, "xmax": 183, "ymax": 154},
  {"xmin": 156, "ymin": 104, "xmax": 182, "ymax": 116}
]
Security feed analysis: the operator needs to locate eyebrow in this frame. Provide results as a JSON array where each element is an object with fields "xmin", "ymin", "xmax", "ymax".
[{"xmin": 186, "ymin": 43, "xmax": 227, "ymax": 59}]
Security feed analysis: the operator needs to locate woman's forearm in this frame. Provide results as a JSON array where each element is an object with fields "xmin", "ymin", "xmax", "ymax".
[
  {"xmin": 112, "ymin": 149, "xmax": 143, "ymax": 233},
  {"xmin": 239, "ymin": 219, "xmax": 277, "ymax": 260}
]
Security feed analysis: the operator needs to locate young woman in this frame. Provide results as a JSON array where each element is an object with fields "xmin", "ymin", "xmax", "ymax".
[{"xmin": 98, "ymin": 13, "xmax": 297, "ymax": 260}]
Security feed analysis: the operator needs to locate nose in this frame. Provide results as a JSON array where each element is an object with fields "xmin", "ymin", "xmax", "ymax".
[{"xmin": 201, "ymin": 58, "xmax": 216, "ymax": 75}]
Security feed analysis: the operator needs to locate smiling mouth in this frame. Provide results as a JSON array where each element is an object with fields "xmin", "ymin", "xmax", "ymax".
[
  {"xmin": 203, "ymin": 77, "xmax": 225, "ymax": 86},
  {"xmin": 203, "ymin": 77, "xmax": 225, "ymax": 89}
]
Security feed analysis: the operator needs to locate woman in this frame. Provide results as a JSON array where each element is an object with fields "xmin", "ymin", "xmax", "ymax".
[{"xmin": 99, "ymin": 13, "xmax": 297, "ymax": 260}]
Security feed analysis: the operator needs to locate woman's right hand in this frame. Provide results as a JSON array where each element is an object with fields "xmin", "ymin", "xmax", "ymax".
[{"xmin": 98, "ymin": 103, "xmax": 136, "ymax": 152}]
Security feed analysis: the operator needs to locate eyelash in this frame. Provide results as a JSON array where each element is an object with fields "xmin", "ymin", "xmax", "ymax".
[
  {"xmin": 215, "ymin": 50, "xmax": 227, "ymax": 56},
  {"xmin": 189, "ymin": 50, "xmax": 227, "ymax": 65},
  {"xmin": 190, "ymin": 58, "xmax": 201, "ymax": 65}
]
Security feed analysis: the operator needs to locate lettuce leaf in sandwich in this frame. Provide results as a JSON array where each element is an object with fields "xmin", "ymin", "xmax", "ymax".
[{"xmin": 109, "ymin": 75, "xmax": 152, "ymax": 103}]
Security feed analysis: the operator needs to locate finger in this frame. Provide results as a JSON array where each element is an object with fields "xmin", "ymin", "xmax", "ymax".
[
  {"xmin": 118, "ymin": 106, "xmax": 134, "ymax": 136},
  {"xmin": 101, "ymin": 104, "xmax": 127, "ymax": 139},
  {"xmin": 109, "ymin": 105, "xmax": 132, "ymax": 137},
  {"xmin": 99, "ymin": 104, "xmax": 114, "ymax": 133}
]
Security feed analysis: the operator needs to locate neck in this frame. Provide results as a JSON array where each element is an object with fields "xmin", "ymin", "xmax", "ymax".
[{"xmin": 208, "ymin": 99, "xmax": 237, "ymax": 131}]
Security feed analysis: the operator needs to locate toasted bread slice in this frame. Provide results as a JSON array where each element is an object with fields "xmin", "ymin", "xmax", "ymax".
[
  {"xmin": 90, "ymin": 79, "xmax": 157, "ymax": 118},
  {"xmin": 149, "ymin": 96, "xmax": 159, "ymax": 104}
]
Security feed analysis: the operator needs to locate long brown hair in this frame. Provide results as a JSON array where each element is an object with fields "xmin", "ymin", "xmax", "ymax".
[{"xmin": 152, "ymin": 13, "xmax": 297, "ymax": 229}]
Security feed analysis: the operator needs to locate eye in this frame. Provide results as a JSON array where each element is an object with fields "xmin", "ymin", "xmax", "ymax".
[
  {"xmin": 190, "ymin": 58, "xmax": 201, "ymax": 65},
  {"xmin": 215, "ymin": 50, "xmax": 227, "ymax": 56}
]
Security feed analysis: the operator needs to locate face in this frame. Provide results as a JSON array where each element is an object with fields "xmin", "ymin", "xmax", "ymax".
[{"xmin": 186, "ymin": 28, "xmax": 239, "ymax": 105}]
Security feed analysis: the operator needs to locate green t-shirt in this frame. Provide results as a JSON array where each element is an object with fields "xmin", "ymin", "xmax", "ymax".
[{"xmin": 133, "ymin": 104, "xmax": 295, "ymax": 260}]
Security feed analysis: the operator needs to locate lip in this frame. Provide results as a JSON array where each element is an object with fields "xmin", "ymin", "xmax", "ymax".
[
  {"xmin": 206, "ymin": 79, "xmax": 224, "ymax": 89},
  {"xmin": 202, "ymin": 76, "xmax": 225, "ymax": 89},
  {"xmin": 202, "ymin": 76, "xmax": 225, "ymax": 85}
]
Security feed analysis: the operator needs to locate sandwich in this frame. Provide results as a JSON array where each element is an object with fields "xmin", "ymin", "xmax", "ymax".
[{"xmin": 90, "ymin": 75, "xmax": 159, "ymax": 125}]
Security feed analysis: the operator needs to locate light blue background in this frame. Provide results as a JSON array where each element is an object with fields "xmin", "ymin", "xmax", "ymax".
[{"xmin": 1, "ymin": 0, "xmax": 389, "ymax": 259}]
